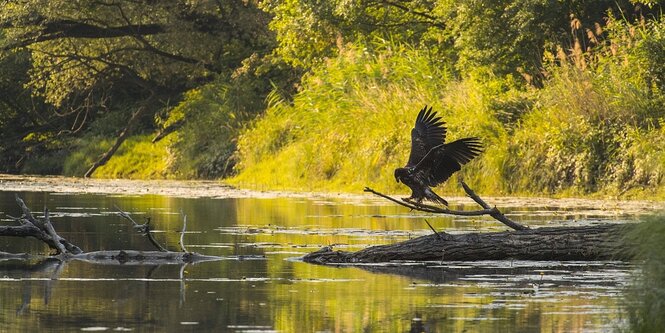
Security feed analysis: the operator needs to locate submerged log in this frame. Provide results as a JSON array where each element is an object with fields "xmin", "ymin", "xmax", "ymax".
[
  {"xmin": 71, "ymin": 250, "xmax": 234, "ymax": 265},
  {"xmin": 304, "ymin": 224, "xmax": 632, "ymax": 264}
]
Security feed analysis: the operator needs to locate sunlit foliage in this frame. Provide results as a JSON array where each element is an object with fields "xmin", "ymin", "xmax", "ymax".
[
  {"xmin": 234, "ymin": 15, "xmax": 665, "ymax": 197},
  {"xmin": 232, "ymin": 41, "xmax": 507, "ymax": 193}
]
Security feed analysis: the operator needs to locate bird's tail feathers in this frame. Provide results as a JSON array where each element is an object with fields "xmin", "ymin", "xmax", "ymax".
[{"xmin": 425, "ymin": 188, "xmax": 448, "ymax": 206}]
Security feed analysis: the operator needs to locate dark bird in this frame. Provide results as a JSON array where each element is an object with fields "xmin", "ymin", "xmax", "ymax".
[{"xmin": 394, "ymin": 105, "xmax": 482, "ymax": 205}]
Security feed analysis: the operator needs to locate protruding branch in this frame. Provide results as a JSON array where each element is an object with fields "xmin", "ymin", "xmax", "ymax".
[
  {"xmin": 179, "ymin": 211, "xmax": 188, "ymax": 253},
  {"xmin": 10, "ymin": 196, "xmax": 82, "ymax": 255},
  {"xmin": 424, "ymin": 219, "xmax": 445, "ymax": 240},
  {"xmin": 42, "ymin": 208, "xmax": 66, "ymax": 254},
  {"xmin": 363, "ymin": 187, "xmax": 495, "ymax": 216},
  {"xmin": 363, "ymin": 182, "xmax": 529, "ymax": 231},
  {"xmin": 2, "ymin": 196, "xmax": 225, "ymax": 265},
  {"xmin": 460, "ymin": 181, "xmax": 529, "ymax": 230},
  {"xmin": 115, "ymin": 206, "xmax": 168, "ymax": 252}
]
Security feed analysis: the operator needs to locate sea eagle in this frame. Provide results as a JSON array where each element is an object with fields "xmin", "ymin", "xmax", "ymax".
[{"xmin": 394, "ymin": 106, "xmax": 482, "ymax": 205}]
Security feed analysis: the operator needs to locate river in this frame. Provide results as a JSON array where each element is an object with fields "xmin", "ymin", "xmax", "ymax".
[{"xmin": 0, "ymin": 177, "xmax": 662, "ymax": 332}]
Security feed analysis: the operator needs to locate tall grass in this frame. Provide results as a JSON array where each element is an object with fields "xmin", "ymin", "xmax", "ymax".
[
  {"xmin": 232, "ymin": 18, "xmax": 665, "ymax": 197},
  {"xmin": 505, "ymin": 17, "xmax": 665, "ymax": 197},
  {"xmin": 231, "ymin": 41, "xmax": 510, "ymax": 194}
]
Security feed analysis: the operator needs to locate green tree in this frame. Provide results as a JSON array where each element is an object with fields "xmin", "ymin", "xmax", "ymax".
[
  {"xmin": 1, "ymin": 0, "xmax": 276, "ymax": 176},
  {"xmin": 262, "ymin": 0, "xmax": 661, "ymax": 82}
]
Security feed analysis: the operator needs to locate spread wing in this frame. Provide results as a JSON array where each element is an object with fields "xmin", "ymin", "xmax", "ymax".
[
  {"xmin": 413, "ymin": 137, "xmax": 483, "ymax": 186},
  {"xmin": 406, "ymin": 105, "xmax": 446, "ymax": 167}
]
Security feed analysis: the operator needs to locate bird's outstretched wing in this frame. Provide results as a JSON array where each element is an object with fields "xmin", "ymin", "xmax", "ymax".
[
  {"xmin": 413, "ymin": 137, "xmax": 483, "ymax": 186},
  {"xmin": 406, "ymin": 106, "xmax": 446, "ymax": 167}
]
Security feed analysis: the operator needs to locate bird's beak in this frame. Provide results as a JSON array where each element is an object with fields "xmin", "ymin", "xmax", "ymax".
[{"xmin": 395, "ymin": 177, "xmax": 400, "ymax": 183}]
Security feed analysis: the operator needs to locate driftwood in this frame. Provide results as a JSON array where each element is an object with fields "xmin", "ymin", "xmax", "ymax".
[
  {"xmin": 304, "ymin": 183, "xmax": 632, "ymax": 264},
  {"xmin": 304, "ymin": 224, "xmax": 631, "ymax": 264},
  {"xmin": 363, "ymin": 182, "xmax": 529, "ymax": 231},
  {"xmin": 0, "ymin": 195, "xmax": 224, "ymax": 265},
  {"xmin": 4, "ymin": 195, "xmax": 82, "ymax": 255}
]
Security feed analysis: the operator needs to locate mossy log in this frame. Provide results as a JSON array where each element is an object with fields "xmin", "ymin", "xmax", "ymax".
[{"xmin": 303, "ymin": 223, "xmax": 632, "ymax": 264}]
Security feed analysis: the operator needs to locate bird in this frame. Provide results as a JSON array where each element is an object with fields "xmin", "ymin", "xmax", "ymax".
[{"xmin": 394, "ymin": 105, "xmax": 483, "ymax": 205}]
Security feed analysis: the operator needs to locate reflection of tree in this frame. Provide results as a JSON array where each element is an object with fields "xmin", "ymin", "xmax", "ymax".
[
  {"xmin": 1, "ymin": 258, "xmax": 195, "ymax": 315},
  {"xmin": 0, "ymin": 258, "xmax": 64, "ymax": 314}
]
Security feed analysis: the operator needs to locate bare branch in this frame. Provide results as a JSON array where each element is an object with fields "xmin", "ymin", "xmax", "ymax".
[
  {"xmin": 9, "ymin": 196, "xmax": 82, "ymax": 254},
  {"xmin": 179, "ymin": 211, "xmax": 188, "ymax": 253},
  {"xmin": 114, "ymin": 206, "xmax": 168, "ymax": 252},
  {"xmin": 363, "ymin": 187, "xmax": 495, "ymax": 216},
  {"xmin": 42, "ymin": 208, "xmax": 66, "ymax": 254},
  {"xmin": 424, "ymin": 219, "xmax": 444, "ymax": 240},
  {"xmin": 363, "ymin": 183, "xmax": 529, "ymax": 231}
]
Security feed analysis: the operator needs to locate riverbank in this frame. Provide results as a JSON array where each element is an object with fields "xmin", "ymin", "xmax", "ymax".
[{"xmin": 1, "ymin": 174, "xmax": 664, "ymax": 217}]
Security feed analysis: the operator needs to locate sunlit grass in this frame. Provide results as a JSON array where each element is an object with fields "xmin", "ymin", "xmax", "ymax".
[
  {"xmin": 231, "ymin": 23, "xmax": 665, "ymax": 198},
  {"xmin": 63, "ymin": 135, "xmax": 172, "ymax": 179},
  {"xmin": 231, "ymin": 42, "xmax": 509, "ymax": 195}
]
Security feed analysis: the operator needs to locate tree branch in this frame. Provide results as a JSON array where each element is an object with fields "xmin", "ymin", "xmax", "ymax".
[
  {"xmin": 179, "ymin": 211, "xmax": 188, "ymax": 253},
  {"xmin": 114, "ymin": 205, "xmax": 168, "ymax": 252},
  {"xmin": 84, "ymin": 93, "xmax": 155, "ymax": 178},
  {"xmin": 2, "ymin": 21, "xmax": 165, "ymax": 51},
  {"xmin": 2, "ymin": 196, "xmax": 225, "ymax": 264},
  {"xmin": 10, "ymin": 195, "xmax": 82, "ymax": 255},
  {"xmin": 363, "ymin": 182, "xmax": 529, "ymax": 231}
]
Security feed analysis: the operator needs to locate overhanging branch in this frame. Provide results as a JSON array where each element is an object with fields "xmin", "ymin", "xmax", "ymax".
[{"xmin": 2, "ymin": 21, "xmax": 165, "ymax": 51}]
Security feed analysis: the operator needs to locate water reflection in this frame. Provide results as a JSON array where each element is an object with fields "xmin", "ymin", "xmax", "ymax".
[{"xmin": 0, "ymin": 190, "xmax": 653, "ymax": 332}]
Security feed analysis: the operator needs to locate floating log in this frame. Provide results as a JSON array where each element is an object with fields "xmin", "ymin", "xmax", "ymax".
[
  {"xmin": 303, "ymin": 223, "xmax": 632, "ymax": 264},
  {"xmin": 304, "ymin": 183, "xmax": 633, "ymax": 264}
]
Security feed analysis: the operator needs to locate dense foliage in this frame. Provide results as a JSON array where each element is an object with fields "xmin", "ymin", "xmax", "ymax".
[
  {"xmin": 0, "ymin": 0, "xmax": 282, "ymax": 177},
  {"xmin": 2, "ymin": 0, "xmax": 665, "ymax": 197}
]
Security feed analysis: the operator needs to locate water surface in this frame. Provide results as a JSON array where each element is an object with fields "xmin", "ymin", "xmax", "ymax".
[{"xmin": 0, "ymin": 189, "xmax": 649, "ymax": 332}]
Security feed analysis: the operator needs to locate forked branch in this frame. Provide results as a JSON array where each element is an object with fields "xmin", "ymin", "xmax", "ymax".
[
  {"xmin": 115, "ymin": 205, "xmax": 168, "ymax": 252},
  {"xmin": 1, "ymin": 196, "xmax": 217, "ymax": 264},
  {"xmin": 364, "ymin": 181, "xmax": 528, "ymax": 231},
  {"xmin": 7, "ymin": 195, "xmax": 83, "ymax": 255}
]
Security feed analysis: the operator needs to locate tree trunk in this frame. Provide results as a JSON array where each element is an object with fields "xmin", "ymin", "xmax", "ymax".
[
  {"xmin": 84, "ymin": 97, "xmax": 152, "ymax": 178},
  {"xmin": 303, "ymin": 223, "xmax": 633, "ymax": 264}
]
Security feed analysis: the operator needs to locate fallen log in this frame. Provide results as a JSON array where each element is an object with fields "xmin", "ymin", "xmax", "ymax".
[
  {"xmin": 6, "ymin": 195, "xmax": 82, "ymax": 254},
  {"xmin": 0, "ymin": 195, "xmax": 224, "ymax": 265},
  {"xmin": 303, "ymin": 223, "xmax": 632, "ymax": 264},
  {"xmin": 304, "ymin": 183, "xmax": 633, "ymax": 264}
]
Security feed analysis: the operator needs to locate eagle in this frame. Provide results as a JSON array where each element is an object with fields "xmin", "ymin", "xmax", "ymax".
[{"xmin": 394, "ymin": 105, "xmax": 483, "ymax": 205}]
